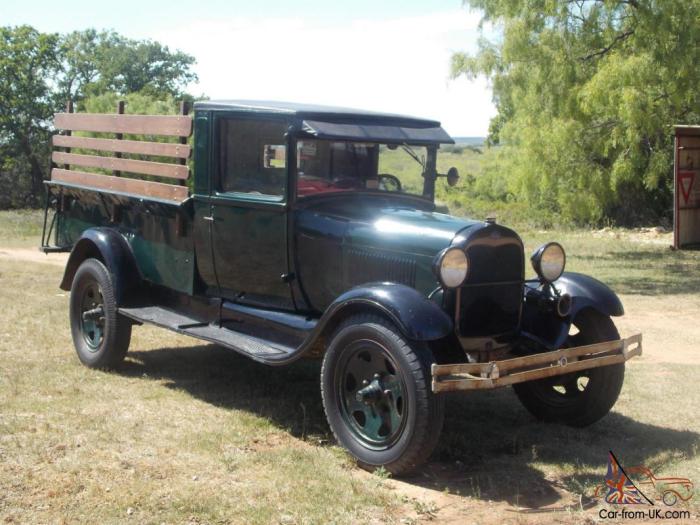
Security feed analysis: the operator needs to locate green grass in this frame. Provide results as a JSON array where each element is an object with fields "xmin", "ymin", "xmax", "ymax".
[
  {"xmin": 0, "ymin": 208, "xmax": 45, "ymax": 247},
  {"xmin": 520, "ymin": 229, "xmax": 700, "ymax": 296},
  {"xmin": 378, "ymin": 145, "xmax": 487, "ymax": 199}
]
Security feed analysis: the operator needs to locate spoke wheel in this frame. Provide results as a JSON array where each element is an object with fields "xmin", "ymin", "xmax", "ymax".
[
  {"xmin": 321, "ymin": 314, "xmax": 444, "ymax": 475},
  {"xmin": 79, "ymin": 282, "xmax": 105, "ymax": 351},
  {"xmin": 70, "ymin": 258, "xmax": 131, "ymax": 369},
  {"xmin": 338, "ymin": 340, "xmax": 408, "ymax": 449},
  {"xmin": 513, "ymin": 309, "xmax": 625, "ymax": 427}
]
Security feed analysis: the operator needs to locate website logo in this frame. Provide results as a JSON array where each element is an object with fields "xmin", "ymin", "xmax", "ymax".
[
  {"xmin": 594, "ymin": 451, "xmax": 694, "ymax": 521},
  {"xmin": 595, "ymin": 451, "xmax": 694, "ymax": 507}
]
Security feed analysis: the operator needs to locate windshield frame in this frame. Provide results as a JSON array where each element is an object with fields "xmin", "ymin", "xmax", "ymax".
[{"xmin": 289, "ymin": 137, "xmax": 439, "ymax": 204}]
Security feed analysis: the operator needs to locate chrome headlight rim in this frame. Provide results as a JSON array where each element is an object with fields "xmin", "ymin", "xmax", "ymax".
[
  {"xmin": 531, "ymin": 242, "xmax": 566, "ymax": 283},
  {"xmin": 433, "ymin": 246, "xmax": 469, "ymax": 289}
]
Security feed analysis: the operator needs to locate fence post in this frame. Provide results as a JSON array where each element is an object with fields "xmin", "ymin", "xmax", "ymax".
[
  {"xmin": 178, "ymin": 101, "xmax": 189, "ymax": 187},
  {"xmin": 63, "ymin": 100, "xmax": 73, "ymax": 170},
  {"xmin": 113, "ymin": 100, "xmax": 125, "ymax": 177}
]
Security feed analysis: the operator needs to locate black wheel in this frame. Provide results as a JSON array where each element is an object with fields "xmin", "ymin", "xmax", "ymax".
[
  {"xmin": 69, "ymin": 258, "xmax": 131, "ymax": 369},
  {"xmin": 513, "ymin": 309, "xmax": 624, "ymax": 427},
  {"xmin": 321, "ymin": 314, "xmax": 444, "ymax": 475}
]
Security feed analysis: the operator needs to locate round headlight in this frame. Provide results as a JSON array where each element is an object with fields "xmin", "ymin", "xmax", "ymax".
[
  {"xmin": 434, "ymin": 247, "xmax": 469, "ymax": 288},
  {"xmin": 531, "ymin": 242, "xmax": 566, "ymax": 282}
]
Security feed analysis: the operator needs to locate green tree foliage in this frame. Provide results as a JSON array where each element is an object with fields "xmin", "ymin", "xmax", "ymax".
[
  {"xmin": 79, "ymin": 92, "xmax": 194, "ymax": 190},
  {"xmin": 0, "ymin": 26, "xmax": 59, "ymax": 207},
  {"xmin": 56, "ymin": 30, "xmax": 197, "ymax": 104},
  {"xmin": 453, "ymin": 1, "xmax": 700, "ymax": 225},
  {"xmin": 0, "ymin": 25, "xmax": 197, "ymax": 209}
]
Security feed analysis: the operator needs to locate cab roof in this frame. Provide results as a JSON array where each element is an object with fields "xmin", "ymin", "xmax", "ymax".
[{"xmin": 194, "ymin": 100, "xmax": 454, "ymax": 144}]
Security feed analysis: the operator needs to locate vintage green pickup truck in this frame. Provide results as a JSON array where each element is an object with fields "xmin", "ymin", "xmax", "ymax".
[{"xmin": 41, "ymin": 100, "xmax": 641, "ymax": 474}]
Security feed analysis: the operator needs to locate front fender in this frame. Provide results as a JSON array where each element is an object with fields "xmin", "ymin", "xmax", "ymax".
[
  {"xmin": 522, "ymin": 272, "xmax": 624, "ymax": 350},
  {"xmin": 554, "ymin": 272, "xmax": 624, "ymax": 318},
  {"xmin": 59, "ymin": 228, "xmax": 141, "ymax": 304},
  {"xmin": 320, "ymin": 282, "xmax": 453, "ymax": 341}
]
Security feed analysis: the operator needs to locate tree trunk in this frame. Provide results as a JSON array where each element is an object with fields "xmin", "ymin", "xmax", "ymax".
[{"xmin": 19, "ymin": 134, "xmax": 48, "ymax": 205}]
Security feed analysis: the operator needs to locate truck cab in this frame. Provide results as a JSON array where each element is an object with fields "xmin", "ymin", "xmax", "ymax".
[{"xmin": 190, "ymin": 101, "xmax": 461, "ymax": 312}]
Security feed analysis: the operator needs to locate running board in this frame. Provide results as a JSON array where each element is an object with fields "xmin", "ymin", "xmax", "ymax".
[{"xmin": 119, "ymin": 306, "xmax": 296, "ymax": 363}]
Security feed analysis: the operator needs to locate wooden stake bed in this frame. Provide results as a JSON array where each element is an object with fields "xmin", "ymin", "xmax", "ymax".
[
  {"xmin": 431, "ymin": 334, "xmax": 642, "ymax": 392},
  {"xmin": 49, "ymin": 105, "xmax": 192, "ymax": 203}
]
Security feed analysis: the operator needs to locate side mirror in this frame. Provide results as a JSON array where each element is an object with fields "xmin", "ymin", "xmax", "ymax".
[{"xmin": 447, "ymin": 167, "xmax": 460, "ymax": 187}]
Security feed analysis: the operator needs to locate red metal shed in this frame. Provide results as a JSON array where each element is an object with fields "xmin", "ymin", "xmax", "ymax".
[{"xmin": 674, "ymin": 125, "xmax": 700, "ymax": 249}]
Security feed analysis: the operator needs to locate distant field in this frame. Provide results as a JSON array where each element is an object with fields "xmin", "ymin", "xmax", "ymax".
[
  {"xmin": 451, "ymin": 137, "xmax": 486, "ymax": 147},
  {"xmin": 378, "ymin": 144, "xmax": 487, "ymax": 197}
]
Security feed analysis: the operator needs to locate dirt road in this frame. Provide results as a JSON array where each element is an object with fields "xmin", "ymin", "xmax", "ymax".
[{"xmin": 0, "ymin": 247, "xmax": 68, "ymax": 267}]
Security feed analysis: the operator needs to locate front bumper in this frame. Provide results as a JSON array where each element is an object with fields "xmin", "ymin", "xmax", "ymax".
[{"xmin": 431, "ymin": 333, "xmax": 642, "ymax": 393}]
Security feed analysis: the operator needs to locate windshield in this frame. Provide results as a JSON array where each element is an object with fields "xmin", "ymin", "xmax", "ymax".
[{"xmin": 296, "ymin": 140, "xmax": 429, "ymax": 198}]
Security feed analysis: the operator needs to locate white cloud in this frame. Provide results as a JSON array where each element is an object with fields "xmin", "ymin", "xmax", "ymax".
[{"xmin": 154, "ymin": 9, "xmax": 494, "ymax": 136}]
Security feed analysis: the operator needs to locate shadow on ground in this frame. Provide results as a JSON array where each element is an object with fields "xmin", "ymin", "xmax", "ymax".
[{"xmin": 121, "ymin": 344, "xmax": 699, "ymax": 510}]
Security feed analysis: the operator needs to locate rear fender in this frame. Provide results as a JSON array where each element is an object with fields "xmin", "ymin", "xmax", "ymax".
[{"xmin": 59, "ymin": 228, "xmax": 141, "ymax": 304}]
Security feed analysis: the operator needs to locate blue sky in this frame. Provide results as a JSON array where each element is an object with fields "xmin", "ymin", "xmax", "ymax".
[{"xmin": 3, "ymin": 0, "xmax": 495, "ymax": 136}]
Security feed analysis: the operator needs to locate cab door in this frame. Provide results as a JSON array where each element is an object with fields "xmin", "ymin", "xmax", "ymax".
[{"xmin": 209, "ymin": 115, "xmax": 293, "ymax": 310}]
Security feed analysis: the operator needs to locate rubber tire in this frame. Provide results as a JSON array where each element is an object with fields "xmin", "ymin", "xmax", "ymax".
[
  {"xmin": 70, "ymin": 258, "xmax": 131, "ymax": 369},
  {"xmin": 321, "ymin": 314, "xmax": 444, "ymax": 475},
  {"xmin": 513, "ymin": 309, "xmax": 624, "ymax": 427}
]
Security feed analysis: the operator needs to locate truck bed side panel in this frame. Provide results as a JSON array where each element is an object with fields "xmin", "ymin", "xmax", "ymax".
[{"xmin": 54, "ymin": 186, "xmax": 195, "ymax": 295}]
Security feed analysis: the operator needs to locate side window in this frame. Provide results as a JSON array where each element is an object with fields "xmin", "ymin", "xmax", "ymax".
[{"xmin": 219, "ymin": 118, "xmax": 287, "ymax": 199}]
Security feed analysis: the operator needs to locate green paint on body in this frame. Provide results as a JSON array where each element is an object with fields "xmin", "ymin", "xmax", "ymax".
[{"xmin": 60, "ymin": 214, "xmax": 194, "ymax": 295}]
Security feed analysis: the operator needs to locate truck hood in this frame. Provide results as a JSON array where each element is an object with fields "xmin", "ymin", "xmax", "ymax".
[
  {"xmin": 295, "ymin": 196, "xmax": 483, "ymax": 307},
  {"xmin": 349, "ymin": 207, "xmax": 479, "ymax": 256},
  {"xmin": 296, "ymin": 197, "xmax": 480, "ymax": 257}
]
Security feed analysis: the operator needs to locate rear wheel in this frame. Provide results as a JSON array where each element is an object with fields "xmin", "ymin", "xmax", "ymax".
[
  {"xmin": 69, "ymin": 258, "xmax": 131, "ymax": 369},
  {"xmin": 513, "ymin": 309, "xmax": 624, "ymax": 427},
  {"xmin": 321, "ymin": 314, "xmax": 444, "ymax": 475}
]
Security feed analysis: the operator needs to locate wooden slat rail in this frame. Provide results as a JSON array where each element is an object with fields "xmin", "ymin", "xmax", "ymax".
[
  {"xmin": 52, "ymin": 135, "xmax": 191, "ymax": 159},
  {"xmin": 51, "ymin": 169, "xmax": 188, "ymax": 201},
  {"xmin": 54, "ymin": 112, "xmax": 192, "ymax": 137},
  {"xmin": 51, "ymin": 105, "xmax": 192, "ymax": 202},
  {"xmin": 52, "ymin": 151, "xmax": 189, "ymax": 180}
]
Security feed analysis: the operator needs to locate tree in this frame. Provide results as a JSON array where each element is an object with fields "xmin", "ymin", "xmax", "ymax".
[
  {"xmin": 453, "ymin": 1, "xmax": 700, "ymax": 225},
  {"xmin": 56, "ymin": 30, "xmax": 198, "ymax": 105},
  {"xmin": 0, "ymin": 25, "xmax": 197, "ymax": 208},
  {"xmin": 0, "ymin": 26, "xmax": 59, "ymax": 207}
]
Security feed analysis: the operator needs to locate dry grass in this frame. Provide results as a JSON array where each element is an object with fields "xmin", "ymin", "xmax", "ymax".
[
  {"xmin": 1, "ymin": 210, "xmax": 699, "ymax": 524},
  {"xmin": 0, "ymin": 260, "xmax": 397, "ymax": 524},
  {"xmin": 0, "ymin": 209, "xmax": 45, "ymax": 248}
]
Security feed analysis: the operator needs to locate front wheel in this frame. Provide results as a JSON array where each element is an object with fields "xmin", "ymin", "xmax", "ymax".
[
  {"xmin": 69, "ymin": 258, "xmax": 132, "ymax": 369},
  {"xmin": 513, "ymin": 309, "xmax": 625, "ymax": 427},
  {"xmin": 321, "ymin": 314, "xmax": 444, "ymax": 475}
]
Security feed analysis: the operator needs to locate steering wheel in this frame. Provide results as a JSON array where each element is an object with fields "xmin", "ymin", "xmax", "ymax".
[{"xmin": 378, "ymin": 173, "xmax": 402, "ymax": 192}]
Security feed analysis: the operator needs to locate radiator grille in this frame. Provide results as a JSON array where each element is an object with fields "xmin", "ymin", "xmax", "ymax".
[
  {"xmin": 458, "ymin": 227, "xmax": 524, "ymax": 336},
  {"xmin": 343, "ymin": 248, "xmax": 416, "ymax": 288}
]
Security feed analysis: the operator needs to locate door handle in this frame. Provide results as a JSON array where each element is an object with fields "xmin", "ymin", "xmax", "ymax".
[{"xmin": 202, "ymin": 215, "xmax": 217, "ymax": 222}]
